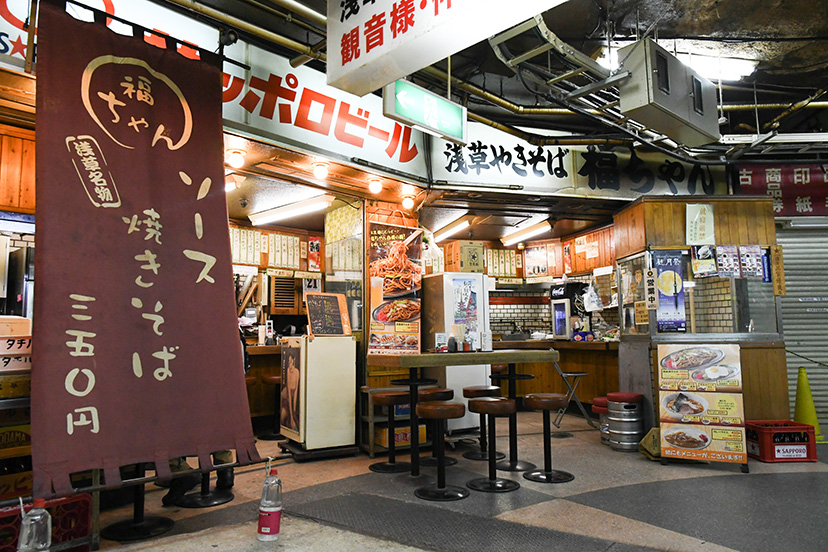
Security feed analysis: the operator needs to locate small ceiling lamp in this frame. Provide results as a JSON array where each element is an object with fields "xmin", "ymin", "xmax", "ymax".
[
  {"xmin": 401, "ymin": 196, "xmax": 415, "ymax": 210},
  {"xmin": 225, "ymin": 149, "xmax": 246, "ymax": 169},
  {"xmin": 313, "ymin": 162, "xmax": 329, "ymax": 179},
  {"xmin": 368, "ymin": 177, "xmax": 383, "ymax": 194},
  {"xmin": 501, "ymin": 220, "xmax": 552, "ymax": 247}
]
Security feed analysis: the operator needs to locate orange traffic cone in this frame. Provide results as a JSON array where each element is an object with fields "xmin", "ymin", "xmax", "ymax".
[{"xmin": 793, "ymin": 367, "xmax": 825, "ymax": 442}]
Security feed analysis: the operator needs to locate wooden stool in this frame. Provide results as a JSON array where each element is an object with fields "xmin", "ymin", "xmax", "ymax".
[
  {"xmin": 369, "ymin": 391, "xmax": 412, "ymax": 474},
  {"xmin": 414, "ymin": 401, "xmax": 468, "ymax": 502},
  {"xmin": 462, "ymin": 385, "xmax": 506, "ymax": 461},
  {"xmin": 523, "ymin": 393, "xmax": 574, "ymax": 484},
  {"xmin": 466, "ymin": 397, "xmax": 519, "ymax": 493},
  {"xmin": 418, "ymin": 388, "xmax": 457, "ymax": 467},
  {"xmin": 258, "ymin": 373, "xmax": 283, "ymax": 441}
]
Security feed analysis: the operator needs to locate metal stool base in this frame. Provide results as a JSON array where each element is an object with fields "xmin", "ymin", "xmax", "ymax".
[
  {"xmin": 101, "ymin": 516, "xmax": 174, "ymax": 542},
  {"xmin": 463, "ymin": 449, "xmax": 505, "ymax": 461},
  {"xmin": 466, "ymin": 477, "xmax": 520, "ymax": 493},
  {"xmin": 176, "ymin": 489, "xmax": 234, "ymax": 508},
  {"xmin": 369, "ymin": 461, "xmax": 411, "ymax": 474},
  {"xmin": 421, "ymin": 455, "xmax": 457, "ymax": 467},
  {"xmin": 523, "ymin": 469, "xmax": 574, "ymax": 484},
  {"xmin": 496, "ymin": 459, "xmax": 536, "ymax": 472},
  {"xmin": 414, "ymin": 484, "xmax": 469, "ymax": 501}
]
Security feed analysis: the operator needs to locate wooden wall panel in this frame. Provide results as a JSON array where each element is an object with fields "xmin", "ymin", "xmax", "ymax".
[
  {"xmin": 0, "ymin": 124, "xmax": 35, "ymax": 214},
  {"xmin": 741, "ymin": 343, "xmax": 789, "ymax": 420},
  {"xmin": 613, "ymin": 202, "xmax": 646, "ymax": 259}
]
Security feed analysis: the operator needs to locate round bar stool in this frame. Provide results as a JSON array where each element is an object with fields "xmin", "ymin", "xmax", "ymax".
[
  {"xmin": 418, "ymin": 388, "xmax": 458, "ymax": 467},
  {"xmin": 414, "ymin": 401, "xmax": 468, "ymax": 502},
  {"xmin": 390, "ymin": 374, "xmax": 438, "ymax": 477},
  {"xmin": 466, "ymin": 397, "xmax": 519, "ymax": 493},
  {"xmin": 523, "ymin": 393, "xmax": 574, "ymax": 484},
  {"xmin": 462, "ymin": 385, "xmax": 506, "ymax": 461},
  {"xmin": 258, "ymin": 373, "xmax": 283, "ymax": 441},
  {"xmin": 490, "ymin": 369, "xmax": 536, "ymax": 472},
  {"xmin": 369, "ymin": 391, "xmax": 413, "ymax": 474}
]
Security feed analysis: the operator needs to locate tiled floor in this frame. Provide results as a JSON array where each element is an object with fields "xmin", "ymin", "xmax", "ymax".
[{"xmin": 97, "ymin": 413, "xmax": 828, "ymax": 551}]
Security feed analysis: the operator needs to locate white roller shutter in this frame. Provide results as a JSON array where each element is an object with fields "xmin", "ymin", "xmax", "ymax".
[{"xmin": 777, "ymin": 228, "xmax": 828, "ymax": 429}]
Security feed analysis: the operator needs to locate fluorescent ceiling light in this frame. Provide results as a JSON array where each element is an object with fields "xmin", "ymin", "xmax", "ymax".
[
  {"xmin": 433, "ymin": 215, "xmax": 473, "ymax": 242},
  {"xmin": 501, "ymin": 220, "xmax": 552, "ymax": 247},
  {"xmin": 249, "ymin": 194, "xmax": 335, "ymax": 226}
]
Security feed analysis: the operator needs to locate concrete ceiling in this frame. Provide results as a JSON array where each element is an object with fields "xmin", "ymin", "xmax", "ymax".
[{"xmin": 154, "ymin": 0, "xmax": 828, "ymax": 241}]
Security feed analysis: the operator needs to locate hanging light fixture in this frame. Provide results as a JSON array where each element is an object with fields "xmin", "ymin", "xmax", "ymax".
[
  {"xmin": 501, "ymin": 220, "xmax": 552, "ymax": 247},
  {"xmin": 248, "ymin": 194, "xmax": 335, "ymax": 226},
  {"xmin": 225, "ymin": 149, "xmax": 247, "ymax": 169},
  {"xmin": 433, "ymin": 214, "xmax": 474, "ymax": 242}
]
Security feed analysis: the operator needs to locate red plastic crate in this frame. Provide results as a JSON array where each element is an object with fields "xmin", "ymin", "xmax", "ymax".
[
  {"xmin": 745, "ymin": 420, "xmax": 817, "ymax": 463},
  {"xmin": 0, "ymin": 494, "xmax": 92, "ymax": 552}
]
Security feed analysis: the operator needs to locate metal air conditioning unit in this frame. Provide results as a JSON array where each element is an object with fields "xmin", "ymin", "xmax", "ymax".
[{"xmin": 618, "ymin": 39, "xmax": 720, "ymax": 147}]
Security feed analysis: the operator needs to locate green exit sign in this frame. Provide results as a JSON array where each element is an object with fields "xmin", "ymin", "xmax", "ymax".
[{"xmin": 382, "ymin": 80, "xmax": 467, "ymax": 145}]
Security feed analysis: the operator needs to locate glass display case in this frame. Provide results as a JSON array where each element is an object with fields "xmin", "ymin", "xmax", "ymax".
[{"xmin": 617, "ymin": 250, "xmax": 780, "ymax": 337}]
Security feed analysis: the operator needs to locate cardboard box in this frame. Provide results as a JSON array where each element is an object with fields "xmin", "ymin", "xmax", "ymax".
[
  {"xmin": 374, "ymin": 424, "xmax": 426, "ymax": 448},
  {"xmin": 0, "ymin": 316, "xmax": 31, "ymax": 337},
  {"xmin": 0, "ymin": 374, "xmax": 30, "ymax": 399},
  {"xmin": 444, "ymin": 240, "xmax": 485, "ymax": 273},
  {"xmin": 0, "ymin": 424, "xmax": 30, "ymax": 449}
]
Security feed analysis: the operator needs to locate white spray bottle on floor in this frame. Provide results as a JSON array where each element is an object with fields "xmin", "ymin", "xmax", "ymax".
[{"xmin": 257, "ymin": 458, "xmax": 282, "ymax": 541}]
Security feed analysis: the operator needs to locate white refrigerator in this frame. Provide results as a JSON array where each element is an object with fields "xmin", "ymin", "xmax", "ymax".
[
  {"xmin": 421, "ymin": 272, "xmax": 493, "ymax": 433},
  {"xmin": 280, "ymin": 335, "xmax": 357, "ymax": 450}
]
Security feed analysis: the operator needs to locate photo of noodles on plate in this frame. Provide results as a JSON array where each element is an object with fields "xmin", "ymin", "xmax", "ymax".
[
  {"xmin": 660, "ymin": 347, "xmax": 725, "ymax": 370},
  {"xmin": 369, "ymin": 240, "xmax": 423, "ymax": 297},
  {"xmin": 373, "ymin": 299, "xmax": 421, "ymax": 323},
  {"xmin": 664, "ymin": 427, "xmax": 711, "ymax": 449}
]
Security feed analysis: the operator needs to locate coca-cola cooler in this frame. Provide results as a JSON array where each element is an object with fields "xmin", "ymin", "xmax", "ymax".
[{"xmin": 549, "ymin": 282, "xmax": 588, "ymax": 340}]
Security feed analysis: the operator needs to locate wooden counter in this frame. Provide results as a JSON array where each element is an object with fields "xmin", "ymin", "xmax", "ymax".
[
  {"xmin": 245, "ymin": 345, "xmax": 281, "ymax": 417},
  {"xmin": 492, "ymin": 340, "xmax": 619, "ymax": 402}
]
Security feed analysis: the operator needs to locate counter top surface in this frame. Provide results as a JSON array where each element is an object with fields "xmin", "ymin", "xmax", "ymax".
[
  {"xmin": 367, "ymin": 348, "xmax": 559, "ymax": 368},
  {"xmin": 246, "ymin": 345, "xmax": 282, "ymax": 355},
  {"xmin": 493, "ymin": 339, "xmax": 619, "ymax": 351}
]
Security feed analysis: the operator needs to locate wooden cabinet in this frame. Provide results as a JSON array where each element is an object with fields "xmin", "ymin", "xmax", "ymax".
[
  {"xmin": 0, "ymin": 124, "xmax": 35, "ymax": 214},
  {"xmin": 269, "ymin": 277, "xmax": 306, "ymax": 315}
]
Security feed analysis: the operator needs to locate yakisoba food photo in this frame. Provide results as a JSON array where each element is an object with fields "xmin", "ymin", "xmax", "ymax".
[
  {"xmin": 370, "ymin": 240, "xmax": 423, "ymax": 296},
  {"xmin": 373, "ymin": 299, "xmax": 421, "ymax": 323}
]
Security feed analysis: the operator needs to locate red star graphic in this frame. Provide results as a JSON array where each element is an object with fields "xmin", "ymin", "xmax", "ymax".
[{"xmin": 10, "ymin": 35, "xmax": 26, "ymax": 58}]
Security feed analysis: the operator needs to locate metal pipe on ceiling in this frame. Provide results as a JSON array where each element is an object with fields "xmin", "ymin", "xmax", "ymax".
[
  {"xmin": 161, "ymin": 0, "xmax": 325, "ymax": 61},
  {"xmin": 266, "ymin": 0, "xmax": 327, "ymax": 26}
]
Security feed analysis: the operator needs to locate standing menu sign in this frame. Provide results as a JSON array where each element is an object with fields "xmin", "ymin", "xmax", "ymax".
[
  {"xmin": 33, "ymin": 1, "xmax": 259, "ymax": 497},
  {"xmin": 367, "ymin": 223, "xmax": 422, "ymax": 354},
  {"xmin": 305, "ymin": 293, "xmax": 351, "ymax": 336},
  {"xmin": 657, "ymin": 344, "xmax": 747, "ymax": 466}
]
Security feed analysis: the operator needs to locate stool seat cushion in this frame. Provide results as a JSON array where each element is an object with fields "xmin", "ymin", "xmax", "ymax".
[
  {"xmin": 592, "ymin": 396, "xmax": 608, "ymax": 407},
  {"xmin": 262, "ymin": 374, "xmax": 282, "ymax": 385},
  {"xmin": 416, "ymin": 401, "xmax": 465, "ymax": 420},
  {"xmin": 244, "ymin": 375, "xmax": 256, "ymax": 386},
  {"xmin": 463, "ymin": 385, "xmax": 501, "ymax": 398},
  {"xmin": 591, "ymin": 405, "xmax": 609, "ymax": 415},
  {"xmin": 373, "ymin": 390, "xmax": 410, "ymax": 406},
  {"xmin": 468, "ymin": 396, "xmax": 515, "ymax": 416},
  {"xmin": 606, "ymin": 391, "xmax": 643, "ymax": 403},
  {"xmin": 418, "ymin": 387, "xmax": 454, "ymax": 401},
  {"xmin": 525, "ymin": 393, "xmax": 569, "ymax": 411}
]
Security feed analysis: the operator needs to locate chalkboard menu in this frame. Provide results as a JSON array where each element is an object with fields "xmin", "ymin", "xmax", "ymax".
[{"xmin": 305, "ymin": 293, "xmax": 351, "ymax": 336}]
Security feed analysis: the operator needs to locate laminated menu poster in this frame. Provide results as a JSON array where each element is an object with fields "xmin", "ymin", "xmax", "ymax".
[
  {"xmin": 367, "ymin": 222, "xmax": 422, "ymax": 354},
  {"xmin": 653, "ymin": 250, "xmax": 686, "ymax": 333},
  {"xmin": 716, "ymin": 245, "xmax": 741, "ymax": 278},
  {"xmin": 739, "ymin": 245, "xmax": 764, "ymax": 279},
  {"xmin": 657, "ymin": 344, "xmax": 747, "ymax": 464},
  {"xmin": 524, "ymin": 245, "xmax": 548, "ymax": 277}
]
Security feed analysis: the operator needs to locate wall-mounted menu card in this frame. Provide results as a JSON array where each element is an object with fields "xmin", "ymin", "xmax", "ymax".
[
  {"xmin": 305, "ymin": 293, "xmax": 351, "ymax": 336},
  {"xmin": 657, "ymin": 344, "xmax": 747, "ymax": 465}
]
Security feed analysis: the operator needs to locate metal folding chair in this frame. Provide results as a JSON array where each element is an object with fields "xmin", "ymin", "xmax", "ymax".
[{"xmin": 553, "ymin": 361, "xmax": 597, "ymax": 428}]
